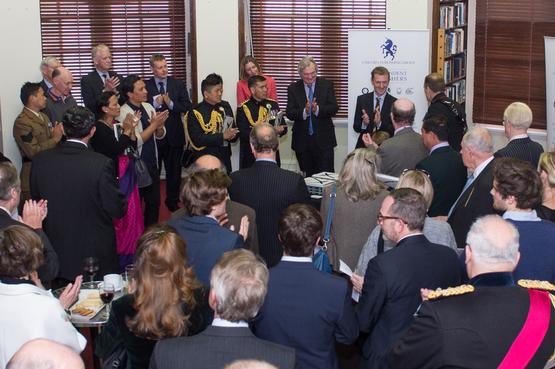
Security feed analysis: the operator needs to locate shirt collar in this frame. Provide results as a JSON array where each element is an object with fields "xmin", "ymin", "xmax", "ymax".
[
  {"xmin": 503, "ymin": 209, "xmax": 541, "ymax": 222},
  {"xmin": 43, "ymin": 79, "xmax": 53, "ymax": 89},
  {"xmin": 281, "ymin": 255, "xmax": 313, "ymax": 263},
  {"xmin": 255, "ymin": 158, "xmax": 277, "ymax": 164},
  {"xmin": 509, "ymin": 133, "xmax": 529, "ymax": 142},
  {"xmin": 429, "ymin": 142, "xmax": 450, "ymax": 154},
  {"xmin": 394, "ymin": 125, "xmax": 412, "ymax": 135},
  {"xmin": 212, "ymin": 318, "xmax": 249, "ymax": 327},
  {"xmin": 472, "ymin": 156, "xmax": 494, "ymax": 178},
  {"xmin": 24, "ymin": 107, "xmax": 40, "ymax": 117},
  {"xmin": 66, "ymin": 139, "xmax": 88, "ymax": 147},
  {"xmin": 154, "ymin": 77, "xmax": 167, "ymax": 86},
  {"xmin": 96, "ymin": 68, "xmax": 109, "ymax": 78},
  {"xmin": 0, "ymin": 206, "xmax": 15, "ymax": 219},
  {"xmin": 397, "ymin": 232, "xmax": 424, "ymax": 244}
]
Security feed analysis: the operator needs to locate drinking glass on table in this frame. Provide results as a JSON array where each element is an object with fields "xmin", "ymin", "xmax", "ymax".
[
  {"xmin": 83, "ymin": 257, "xmax": 100, "ymax": 283},
  {"xmin": 100, "ymin": 283, "xmax": 115, "ymax": 315}
]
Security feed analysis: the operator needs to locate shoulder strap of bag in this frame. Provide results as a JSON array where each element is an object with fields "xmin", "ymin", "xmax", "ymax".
[
  {"xmin": 323, "ymin": 184, "xmax": 337, "ymax": 246},
  {"xmin": 438, "ymin": 95, "xmax": 468, "ymax": 131}
]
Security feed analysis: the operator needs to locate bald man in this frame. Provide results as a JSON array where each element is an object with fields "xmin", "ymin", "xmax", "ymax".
[
  {"xmin": 7, "ymin": 339, "xmax": 85, "ymax": 369},
  {"xmin": 390, "ymin": 215, "xmax": 555, "ymax": 369},
  {"xmin": 43, "ymin": 67, "xmax": 77, "ymax": 123},
  {"xmin": 170, "ymin": 154, "xmax": 259, "ymax": 254},
  {"xmin": 363, "ymin": 98, "xmax": 427, "ymax": 177}
]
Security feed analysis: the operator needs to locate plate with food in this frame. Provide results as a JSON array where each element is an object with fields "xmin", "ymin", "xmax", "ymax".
[{"xmin": 70, "ymin": 289, "xmax": 104, "ymax": 320}]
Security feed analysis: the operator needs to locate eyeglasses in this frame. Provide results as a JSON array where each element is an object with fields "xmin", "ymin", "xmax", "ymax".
[{"xmin": 377, "ymin": 212, "xmax": 403, "ymax": 223}]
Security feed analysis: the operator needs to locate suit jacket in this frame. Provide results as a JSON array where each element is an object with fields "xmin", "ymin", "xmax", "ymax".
[
  {"xmin": 145, "ymin": 76, "xmax": 192, "ymax": 147},
  {"xmin": 389, "ymin": 272, "xmax": 555, "ymax": 369},
  {"xmin": 13, "ymin": 108, "xmax": 58, "ymax": 193},
  {"xmin": 170, "ymin": 199, "xmax": 259, "ymax": 255},
  {"xmin": 166, "ymin": 215, "xmax": 243, "ymax": 287},
  {"xmin": 253, "ymin": 260, "xmax": 358, "ymax": 369},
  {"xmin": 286, "ymin": 77, "xmax": 338, "ymax": 152},
  {"xmin": 448, "ymin": 158, "xmax": 498, "ymax": 249},
  {"xmin": 353, "ymin": 92, "xmax": 396, "ymax": 147},
  {"xmin": 229, "ymin": 160, "xmax": 311, "ymax": 267},
  {"xmin": 494, "ymin": 136, "xmax": 544, "ymax": 168},
  {"xmin": 356, "ymin": 235, "xmax": 461, "ymax": 369},
  {"xmin": 80, "ymin": 70, "xmax": 122, "ymax": 112},
  {"xmin": 30, "ymin": 141, "xmax": 127, "ymax": 280},
  {"xmin": 416, "ymin": 145, "xmax": 467, "ymax": 217},
  {"xmin": 150, "ymin": 325, "xmax": 296, "ymax": 369},
  {"xmin": 424, "ymin": 93, "xmax": 466, "ymax": 152},
  {"xmin": 378, "ymin": 127, "xmax": 427, "ymax": 177},
  {"xmin": 0, "ymin": 210, "xmax": 59, "ymax": 283}
]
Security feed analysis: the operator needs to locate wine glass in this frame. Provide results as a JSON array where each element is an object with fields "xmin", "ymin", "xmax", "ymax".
[
  {"xmin": 123, "ymin": 264, "xmax": 134, "ymax": 293},
  {"xmin": 83, "ymin": 257, "xmax": 100, "ymax": 283},
  {"xmin": 100, "ymin": 283, "xmax": 115, "ymax": 315}
]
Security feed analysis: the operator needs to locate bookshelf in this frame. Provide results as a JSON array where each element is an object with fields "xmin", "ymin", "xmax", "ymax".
[{"xmin": 432, "ymin": 0, "xmax": 468, "ymax": 104}]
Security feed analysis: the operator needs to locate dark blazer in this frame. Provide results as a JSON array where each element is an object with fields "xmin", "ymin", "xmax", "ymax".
[
  {"xmin": 494, "ymin": 136, "xmax": 544, "ymax": 168},
  {"xmin": 356, "ymin": 234, "xmax": 461, "ymax": 369},
  {"xmin": 80, "ymin": 70, "xmax": 122, "ymax": 112},
  {"xmin": 229, "ymin": 160, "xmax": 311, "ymax": 267},
  {"xmin": 389, "ymin": 273, "xmax": 555, "ymax": 369},
  {"xmin": 30, "ymin": 141, "xmax": 127, "ymax": 280},
  {"xmin": 0, "ymin": 210, "xmax": 59, "ymax": 283},
  {"xmin": 145, "ymin": 76, "xmax": 191, "ymax": 147},
  {"xmin": 286, "ymin": 77, "xmax": 338, "ymax": 152},
  {"xmin": 166, "ymin": 215, "xmax": 243, "ymax": 287},
  {"xmin": 170, "ymin": 199, "xmax": 259, "ymax": 255},
  {"xmin": 424, "ymin": 93, "xmax": 466, "ymax": 152},
  {"xmin": 90, "ymin": 120, "xmax": 137, "ymax": 178},
  {"xmin": 353, "ymin": 92, "xmax": 396, "ymax": 147},
  {"xmin": 416, "ymin": 145, "xmax": 467, "ymax": 217},
  {"xmin": 448, "ymin": 158, "xmax": 498, "ymax": 249},
  {"xmin": 378, "ymin": 127, "xmax": 428, "ymax": 177},
  {"xmin": 150, "ymin": 325, "xmax": 296, "ymax": 369},
  {"xmin": 253, "ymin": 260, "xmax": 358, "ymax": 369}
]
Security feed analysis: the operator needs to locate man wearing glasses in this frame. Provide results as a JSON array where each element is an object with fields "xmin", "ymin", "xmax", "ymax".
[{"xmin": 356, "ymin": 188, "xmax": 461, "ymax": 369}]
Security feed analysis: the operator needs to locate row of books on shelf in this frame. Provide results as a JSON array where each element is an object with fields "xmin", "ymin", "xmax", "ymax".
[
  {"xmin": 444, "ymin": 29, "xmax": 465, "ymax": 57},
  {"xmin": 445, "ymin": 79, "xmax": 466, "ymax": 104},
  {"xmin": 439, "ymin": 2, "xmax": 466, "ymax": 29},
  {"xmin": 443, "ymin": 55, "xmax": 466, "ymax": 84}
]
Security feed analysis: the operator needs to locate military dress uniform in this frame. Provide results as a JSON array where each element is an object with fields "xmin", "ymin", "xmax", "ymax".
[
  {"xmin": 389, "ymin": 273, "xmax": 555, "ymax": 369},
  {"xmin": 13, "ymin": 108, "xmax": 58, "ymax": 200},
  {"xmin": 185, "ymin": 100, "xmax": 236, "ymax": 173},
  {"xmin": 236, "ymin": 97, "xmax": 287, "ymax": 169}
]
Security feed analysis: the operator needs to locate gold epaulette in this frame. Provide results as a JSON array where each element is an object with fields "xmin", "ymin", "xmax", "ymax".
[
  {"xmin": 427, "ymin": 284, "xmax": 475, "ymax": 300},
  {"xmin": 517, "ymin": 279, "xmax": 555, "ymax": 292},
  {"xmin": 265, "ymin": 98, "xmax": 277, "ymax": 103}
]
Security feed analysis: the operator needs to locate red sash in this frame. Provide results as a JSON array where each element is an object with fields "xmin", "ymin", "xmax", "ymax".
[{"xmin": 498, "ymin": 289, "xmax": 552, "ymax": 369}]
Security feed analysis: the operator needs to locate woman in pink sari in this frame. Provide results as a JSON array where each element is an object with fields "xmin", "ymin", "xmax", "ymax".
[{"xmin": 90, "ymin": 91, "xmax": 144, "ymax": 270}]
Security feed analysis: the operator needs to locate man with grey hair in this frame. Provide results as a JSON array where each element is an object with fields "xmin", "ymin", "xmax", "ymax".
[
  {"xmin": 357, "ymin": 188, "xmax": 460, "ymax": 369},
  {"xmin": 286, "ymin": 56, "xmax": 338, "ymax": 176},
  {"xmin": 40, "ymin": 56, "xmax": 61, "ymax": 93},
  {"xmin": 43, "ymin": 67, "xmax": 77, "ymax": 123},
  {"xmin": 7, "ymin": 339, "xmax": 85, "ymax": 369},
  {"xmin": 150, "ymin": 249, "xmax": 296, "ymax": 369},
  {"xmin": 390, "ymin": 215, "xmax": 555, "ymax": 369},
  {"xmin": 80, "ymin": 44, "xmax": 122, "ymax": 112},
  {"xmin": 495, "ymin": 102, "xmax": 544, "ymax": 167},
  {"xmin": 447, "ymin": 127, "xmax": 498, "ymax": 249}
]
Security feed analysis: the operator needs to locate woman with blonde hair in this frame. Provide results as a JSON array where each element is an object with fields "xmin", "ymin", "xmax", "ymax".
[
  {"xmin": 352, "ymin": 169, "xmax": 457, "ymax": 293},
  {"xmin": 236, "ymin": 56, "xmax": 278, "ymax": 105},
  {"xmin": 537, "ymin": 152, "xmax": 555, "ymax": 222},
  {"xmin": 320, "ymin": 148, "xmax": 388, "ymax": 270},
  {"xmin": 96, "ymin": 224, "xmax": 208, "ymax": 369}
]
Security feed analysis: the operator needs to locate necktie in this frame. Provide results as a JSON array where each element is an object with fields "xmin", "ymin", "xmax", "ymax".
[
  {"xmin": 448, "ymin": 174, "xmax": 474, "ymax": 217},
  {"xmin": 102, "ymin": 74, "xmax": 108, "ymax": 85},
  {"xmin": 308, "ymin": 84, "xmax": 314, "ymax": 136},
  {"xmin": 158, "ymin": 81, "xmax": 165, "ymax": 95},
  {"xmin": 375, "ymin": 96, "xmax": 381, "ymax": 130}
]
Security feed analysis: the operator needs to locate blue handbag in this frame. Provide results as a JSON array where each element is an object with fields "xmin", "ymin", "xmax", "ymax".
[{"xmin": 313, "ymin": 184, "xmax": 336, "ymax": 273}]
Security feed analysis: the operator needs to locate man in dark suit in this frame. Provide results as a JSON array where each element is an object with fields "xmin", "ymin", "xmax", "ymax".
[
  {"xmin": 30, "ymin": 106, "xmax": 127, "ymax": 282},
  {"xmin": 229, "ymin": 124, "xmax": 311, "ymax": 267},
  {"xmin": 423, "ymin": 73, "xmax": 467, "ymax": 151},
  {"xmin": 171, "ymin": 154, "xmax": 259, "ymax": 254},
  {"xmin": 416, "ymin": 115, "xmax": 467, "ymax": 216},
  {"xmin": 39, "ymin": 56, "xmax": 61, "ymax": 94},
  {"xmin": 447, "ymin": 127, "xmax": 498, "ymax": 249},
  {"xmin": 353, "ymin": 66, "xmax": 396, "ymax": 148},
  {"xmin": 186, "ymin": 73, "xmax": 238, "ymax": 173},
  {"xmin": 0, "ymin": 162, "xmax": 58, "ymax": 283},
  {"xmin": 80, "ymin": 44, "xmax": 122, "ymax": 112},
  {"xmin": 167, "ymin": 169, "xmax": 245, "ymax": 287},
  {"xmin": 390, "ymin": 215, "xmax": 555, "ymax": 369},
  {"xmin": 286, "ymin": 57, "xmax": 338, "ymax": 176},
  {"xmin": 252, "ymin": 204, "xmax": 358, "ymax": 369},
  {"xmin": 495, "ymin": 102, "xmax": 544, "ymax": 167},
  {"xmin": 357, "ymin": 188, "xmax": 461, "ymax": 369},
  {"xmin": 362, "ymin": 98, "xmax": 427, "ymax": 177},
  {"xmin": 150, "ymin": 249, "xmax": 296, "ymax": 369},
  {"xmin": 145, "ymin": 54, "xmax": 192, "ymax": 212}
]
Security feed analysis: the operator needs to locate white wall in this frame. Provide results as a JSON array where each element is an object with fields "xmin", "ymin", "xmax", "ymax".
[
  {"xmin": 0, "ymin": 1, "xmax": 43, "ymax": 169},
  {"xmin": 386, "ymin": 0, "xmax": 432, "ymax": 29}
]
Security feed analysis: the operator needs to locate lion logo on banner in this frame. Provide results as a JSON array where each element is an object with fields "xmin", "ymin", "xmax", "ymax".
[{"xmin": 381, "ymin": 39, "xmax": 397, "ymax": 60}]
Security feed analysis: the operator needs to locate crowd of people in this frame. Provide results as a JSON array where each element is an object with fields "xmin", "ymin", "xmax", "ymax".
[{"xmin": 0, "ymin": 43, "xmax": 554, "ymax": 369}]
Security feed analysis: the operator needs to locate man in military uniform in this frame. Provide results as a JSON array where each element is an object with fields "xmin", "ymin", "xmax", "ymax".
[
  {"xmin": 236, "ymin": 75, "xmax": 287, "ymax": 169},
  {"xmin": 185, "ymin": 73, "xmax": 238, "ymax": 173},
  {"xmin": 389, "ymin": 214, "xmax": 555, "ymax": 369},
  {"xmin": 13, "ymin": 82, "xmax": 64, "ymax": 202}
]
